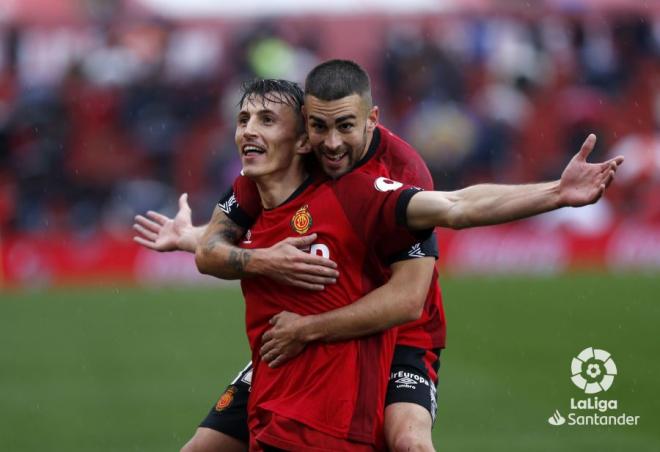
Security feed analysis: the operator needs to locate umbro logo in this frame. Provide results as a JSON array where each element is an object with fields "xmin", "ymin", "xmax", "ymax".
[
  {"xmin": 218, "ymin": 194, "xmax": 238, "ymax": 214},
  {"xmin": 408, "ymin": 243, "xmax": 426, "ymax": 258},
  {"xmin": 395, "ymin": 377, "xmax": 417, "ymax": 386}
]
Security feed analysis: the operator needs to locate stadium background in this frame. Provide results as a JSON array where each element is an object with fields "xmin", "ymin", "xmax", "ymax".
[{"xmin": 1, "ymin": 0, "xmax": 659, "ymax": 450}]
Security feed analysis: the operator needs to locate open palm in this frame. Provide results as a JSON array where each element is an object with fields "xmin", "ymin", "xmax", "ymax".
[
  {"xmin": 559, "ymin": 134, "xmax": 624, "ymax": 207},
  {"xmin": 133, "ymin": 193, "xmax": 193, "ymax": 251}
]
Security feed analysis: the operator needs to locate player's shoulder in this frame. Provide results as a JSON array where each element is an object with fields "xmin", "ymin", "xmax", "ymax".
[
  {"xmin": 377, "ymin": 125, "xmax": 421, "ymax": 159},
  {"xmin": 329, "ymin": 171, "xmax": 409, "ymax": 202},
  {"xmin": 375, "ymin": 125, "xmax": 433, "ymax": 189}
]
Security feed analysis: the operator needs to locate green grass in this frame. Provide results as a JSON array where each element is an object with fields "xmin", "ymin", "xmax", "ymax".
[{"xmin": 1, "ymin": 273, "xmax": 658, "ymax": 451}]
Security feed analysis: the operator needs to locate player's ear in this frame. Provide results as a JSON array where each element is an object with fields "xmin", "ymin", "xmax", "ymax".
[
  {"xmin": 366, "ymin": 105, "xmax": 379, "ymax": 134},
  {"xmin": 295, "ymin": 133, "xmax": 311, "ymax": 155}
]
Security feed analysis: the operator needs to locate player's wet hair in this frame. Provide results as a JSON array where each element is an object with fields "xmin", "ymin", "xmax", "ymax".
[
  {"xmin": 304, "ymin": 59, "xmax": 372, "ymax": 107},
  {"xmin": 239, "ymin": 79, "xmax": 305, "ymax": 134}
]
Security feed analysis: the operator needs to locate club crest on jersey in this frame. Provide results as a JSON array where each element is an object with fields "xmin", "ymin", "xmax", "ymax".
[
  {"xmin": 215, "ymin": 385, "xmax": 237, "ymax": 412},
  {"xmin": 291, "ymin": 205, "xmax": 312, "ymax": 234}
]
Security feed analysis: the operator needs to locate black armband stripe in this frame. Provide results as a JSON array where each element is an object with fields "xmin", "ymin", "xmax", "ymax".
[
  {"xmin": 395, "ymin": 187, "xmax": 433, "ymax": 241},
  {"xmin": 217, "ymin": 190, "xmax": 256, "ymax": 229},
  {"xmin": 385, "ymin": 232, "xmax": 439, "ymax": 265}
]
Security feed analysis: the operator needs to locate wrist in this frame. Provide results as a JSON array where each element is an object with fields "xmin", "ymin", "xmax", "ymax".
[
  {"xmin": 296, "ymin": 315, "xmax": 325, "ymax": 343},
  {"xmin": 246, "ymin": 248, "xmax": 269, "ymax": 276},
  {"xmin": 177, "ymin": 227, "xmax": 198, "ymax": 253},
  {"xmin": 551, "ymin": 180, "xmax": 566, "ymax": 208}
]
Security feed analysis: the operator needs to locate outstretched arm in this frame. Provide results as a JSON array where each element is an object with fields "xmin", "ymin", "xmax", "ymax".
[
  {"xmin": 259, "ymin": 256, "xmax": 435, "ymax": 367},
  {"xmin": 133, "ymin": 194, "xmax": 204, "ymax": 253},
  {"xmin": 134, "ymin": 193, "xmax": 340, "ymax": 289},
  {"xmin": 407, "ymin": 134, "xmax": 624, "ymax": 230}
]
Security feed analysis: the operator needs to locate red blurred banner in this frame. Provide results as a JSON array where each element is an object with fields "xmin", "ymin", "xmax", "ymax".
[{"xmin": 1, "ymin": 223, "xmax": 659, "ymax": 288}]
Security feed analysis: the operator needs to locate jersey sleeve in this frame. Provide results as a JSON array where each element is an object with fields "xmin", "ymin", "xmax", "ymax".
[
  {"xmin": 331, "ymin": 173, "xmax": 433, "ymax": 260},
  {"xmin": 216, "ymin": 175, "xmax": 262, "ymax": 229},
  {"xmin": 384, "ymin": 233, "xmax": 439, "ymax": 266}
]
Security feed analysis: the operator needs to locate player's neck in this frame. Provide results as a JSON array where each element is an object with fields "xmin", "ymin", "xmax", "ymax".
[
  {"xmin": 255, "ymin": 166, "xmax": 308, "ymax": 209},
  {"xmin": 359, "ymin": 129, "xmax": 375, "ymax": 161}
]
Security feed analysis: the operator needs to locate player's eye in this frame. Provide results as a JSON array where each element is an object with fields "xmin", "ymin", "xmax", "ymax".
[
  {"xmin": 339, "ymin": 123, "xmax": 354, "ymax": 132},
  {"xmin": 311, "ymin": 122, "xmax": 326, "ymax": 132},
  {"xmin": 262, "ymin": 115, "xmax": 275, "ymax": 125},
  {"xmin": 237, "ymin": 116, "xmax": 248, "ymax": 126}
]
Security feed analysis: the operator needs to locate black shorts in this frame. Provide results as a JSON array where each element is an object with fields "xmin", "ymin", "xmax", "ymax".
[
  {"xmin": 384, "ymin": 345, "xmax": 441, "ymax": 423},
  {"xmin": 199, "ymin": 345, "xmax": 441, "ymax": 439},
  {"xmin": 199, "ymin": 362, "xmax": 252, "ymax": 443}
]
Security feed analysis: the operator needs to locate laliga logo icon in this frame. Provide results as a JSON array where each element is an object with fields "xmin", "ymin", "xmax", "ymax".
[{"xmin": 570, "ymin": 347, "xmax": 617, "ymax": 394}]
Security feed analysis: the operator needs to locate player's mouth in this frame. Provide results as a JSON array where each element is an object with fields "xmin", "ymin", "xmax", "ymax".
[
  {"xmin": 242, "ymin": 144, "xmax": 267, "ymax": 156},
  {"xmin": 321, "ymin": 151, "xmax": 348, "ymax": 167}
]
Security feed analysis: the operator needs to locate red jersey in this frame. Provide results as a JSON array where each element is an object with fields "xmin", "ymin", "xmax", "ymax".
[
  {"xmin": 222, "ymin": 125, "xmax": 446, "ymax": 353},
  {"xmin": 239, "ymin": 172, "xmax": 425, "ymax": 449}
]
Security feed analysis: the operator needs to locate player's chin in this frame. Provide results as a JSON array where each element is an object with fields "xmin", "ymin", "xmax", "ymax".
[
  {"xmin": 241, "ymin": 164, "xmax": 266, "ymax": 179},
  {"xmin": 322, "ymin": 161, "xmax": 351, "ymax": 179}
]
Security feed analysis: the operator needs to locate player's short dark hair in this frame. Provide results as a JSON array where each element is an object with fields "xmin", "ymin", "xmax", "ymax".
[
  {"xmin": 239, "ymin": 79, "xmax": 305, "ymax": 133},
  {"xmin": 304, "ymin": 59, "xmax": 372, "ymax": 107}
]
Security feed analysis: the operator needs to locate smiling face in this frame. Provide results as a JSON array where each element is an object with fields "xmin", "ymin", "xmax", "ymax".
[
  {"xmin": 305, "ymin": 94, "xmax": 379, "ymax": 178},
  {"xmin": 235, "ymin": 93, "xmax": 307, "ymax": 180}
]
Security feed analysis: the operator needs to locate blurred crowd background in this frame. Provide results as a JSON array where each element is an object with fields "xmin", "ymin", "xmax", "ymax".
[{"xmin": 0, "ymin": 0, "xmax": 659, "ymax": 285}]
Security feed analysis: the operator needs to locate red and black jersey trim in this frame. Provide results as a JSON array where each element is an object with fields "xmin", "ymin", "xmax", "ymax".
[
  {"xmin": 217, "ymin": 188, "xmax": 256, "ymax": 230},
  {"xmin": 395, "ymin": 187, "xmax": 433, "ymax": 241},
  {"xmin": 352, "ymin": 127, "xmax": 381, "ymax": 171},
  {"xmin": 385, "ymin": 232, "xmax": 439, "ymax": 266},
  {"xmin": 264, "ymin": 174, "xmax": 316, "ymax": 211}
]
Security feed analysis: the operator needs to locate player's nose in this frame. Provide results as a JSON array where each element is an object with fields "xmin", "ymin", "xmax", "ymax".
[
  {"xmin": 243, "ymin": 117, "xmax": 259, "ymax": 138},
  {"xmin": 324, "ymin": 130, "xmax": 342, "ymax": 150}
]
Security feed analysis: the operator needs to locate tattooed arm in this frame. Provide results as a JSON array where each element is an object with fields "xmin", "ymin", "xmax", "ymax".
[
  {"xmin": 195, "ymin": 205, "xmax": 254, "ymax": 278},
  {"xmin": 195, "ymin": 206, "xmax": 338, "ymax": 289}
]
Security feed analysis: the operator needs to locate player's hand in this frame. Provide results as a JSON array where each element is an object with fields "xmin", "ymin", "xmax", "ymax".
[
  {"xmin": 133, "ymin": 193, "xmax": 196, "ymax": 252},
  {"xmin": 260, "ymin": 311, "xmax": 307, "ymax": 368},
  {"xmin": 558, "ymin": 134, "xmax": 624, "ymax": 207},
  {"xmin": 259, "ymin": 234, "xmax": 339, "ymax": 291}
]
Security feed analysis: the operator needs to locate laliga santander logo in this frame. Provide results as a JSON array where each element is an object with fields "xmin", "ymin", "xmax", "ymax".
[
  {"xmin": 547, "ymin": 347, "xmax": 639, "ymax": 427},
  {"xmin": 570, "ymin": 347, "xmax": 617, "ymax": 394}
]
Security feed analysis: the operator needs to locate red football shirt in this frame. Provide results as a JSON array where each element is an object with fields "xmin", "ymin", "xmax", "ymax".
[
  {"xmin": 239, "ymin": 172, "xmax": 425, "ymax": 449},
  {"xmin": 222, "ymin": 125, "xmax": 446, "ymax": 354}
]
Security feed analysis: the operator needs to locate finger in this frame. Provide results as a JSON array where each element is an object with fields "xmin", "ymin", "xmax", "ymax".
[
  {"xmin": 269, "ymin": 355, "xmax": 289, "ymax": 368},
  {"xmin": 296, "ymin": 262, "xmax": 339, "ymax": 278},
  {"xmin": 290, "ymin": 272, "xmax": 337, "ymax": 286},
  {"xmin": 603, "ymin": 155, "xmax": 624, "ymax": 167},
  {"xmin": 133, "ymin": 224, "xmax": 157, "ymax": 241},
  {"xmin": 604, "ymin": 170, "xmax": 616, "ymax": 188},
  {"xmin": 286, "ymin": 279, "xmax": 325, "ymax": 291},
  {"xmin": 600, "ymin": 158, "xmax": 622, "ymax": 172},
  {"xmin": 146, "ymin": 210, "xmax": 170, "ymax": 225},
  {"xmin": 179, "ymin": 193, "xmax": 191, "ymax": 212},
  {"xmin": 577, "ymin": 134, "xmax": 597, "ymax": 161},
  {"xmin": 260, "ymin": 341, "xmax": 275, "ymax": 357},
  {"xmin": 134, "ymin": 215, "xmax": 161, "ymax": 233},
  {"xmin": 262, "ymin": 330, "xmax": 273, "ymax": 341},
  {"xmin": 263, "ymin": 348, "xmax": 282, "ymax": 363},
  {"xmin": 297, "ymin": 255, "xmax": 339, "ymax": 271},
  {"xmin": 284, "ymin": 233, "xmax": 318, "ymax": 249},
  {"xmin": 133, "ymin": 236, "xmax": 157, "ymax": 250}
]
